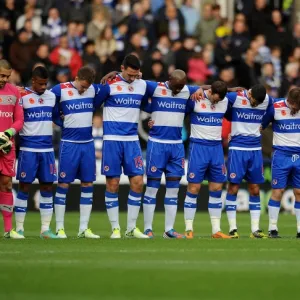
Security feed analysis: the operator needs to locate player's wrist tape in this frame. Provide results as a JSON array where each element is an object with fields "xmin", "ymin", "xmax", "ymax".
[{"xmin": 4, "ymin": 129, "xmax": 14, "ymax": 139}]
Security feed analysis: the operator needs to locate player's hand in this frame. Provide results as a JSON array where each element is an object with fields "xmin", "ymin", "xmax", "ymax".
[
  {"xmin": 60, "ymin": 111, "xmax": 65, "ymax": 120},
  {"xmin": 1, "ymin": 140, "xmax": 12, "ymax": 155},
  {"xmin": 100, "ymin": 71, "xmax": 118, "ymax": 84},
  {"xmin": 228, "ymin": 134, "xmax": 231, "ymax": 142},
  {"xmin": 191, "ymin": 88, "xmax": 204, "ymax": 102},
  {"xmin": 0, "ymin": 131, "xmax": 11, "ymax": 147},
  {"xmin": 137, "ymin": 72, "xmax": 143, "ymax": 79},
  {"xmin": 148, "ymin": 119, "xmax": 154, "ymax": 129},
  {"xmin": 259, "ymin": 125, "xmax": 263, "ymax": 133},
  {"xmin": 228, "ymin": 87, "xmax": 246, "ymax": 92}
]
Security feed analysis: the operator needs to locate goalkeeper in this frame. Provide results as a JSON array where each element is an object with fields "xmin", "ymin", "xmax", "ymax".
[{"xmin": 0, "ymin": 60, "xmax": 24, "ymax": 238}]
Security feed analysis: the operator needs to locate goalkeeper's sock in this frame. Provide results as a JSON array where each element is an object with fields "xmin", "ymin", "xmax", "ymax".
[
  {"xmin": 143, "ymin": 180, "xmax": 159, "ymax": 231},
  {"xmin": 249, "ymin": 195, "xmax": 261, "ymax": 233},
  {"xmin": 225, "ymin": 193, "xmax": 237, "ymax": 231},
  {"xmin": 105, "ymin": 191, "xmax": 119, "ymax": 230},
  {"xmin": 268, "ymin": 198, "xmax": 280, "ymax": 231},
  {"xmin": 208, "ymin": 191, "xmax": 222, "ymax": 234},
  {"xmin": 184, "ymin": 191, "xmax": 197, "ymax": 231},
  {"xmin": 40, "ymin": 190, "xmax": 53, "ymax": 233},
  {"xmin": 0, "ymin": 191, "xmax": 14, "ymax": 232},
  {"xmin": 164, "ymin": 181, "xmax": 180, "ymax": 232},
  {"xmin": 127, "ymin": 190, "xmax": 142, "ymax": 232},
  {"xmin": 79, "ymin": 186, "xmax": 93, "ymax": 232},
  {"xmin": 294, "ymin": 201, "xmax": 300, "ymax": 233},
  {"xmin": 15, "ymin": 191, "xmax": 29, "ymax": 232},
  {"xmin": 54, "ymin": 186, "xmax": 68, "ymax": 232}
]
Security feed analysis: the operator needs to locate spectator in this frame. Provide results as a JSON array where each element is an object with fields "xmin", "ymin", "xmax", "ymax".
[
  {"xmin": 155, "ymin": 4, "xmax": 185, "ymax": 42},
  {"xmin": 112, "ymin": 0, "xmax": 131, "ymax": 25},
  {"xmin": 279, "ymin": 62, "xmax": 300, "ymax": 97},
  {"xmin": 230, "ymin": 19, "xmax": 250, "ymax": 61},
  {"xmin": 0, "ymin": 17, "xmax": 14, "ymax": 60},
  {"xmin": 289, "ymin": 47, "xmax": 300, "ymax": 63},
  {"xmin": 1, "ymin": 0, "xmax": 21, "ymax": 31},
  {"xmin": 16, "ymin": 5, "xmax": 42, "ymax": 36},
  {"xmin": 42, "ymin": 7, "xmax": 67, "ymax": 49},
  {"xmin": 255, "ymin": 34, "xmax": 271, "ymax": 64},
  {"xmin": 82, "ymin": 40, "xmax": 101, "ymax": 79},
  {"xmin": 235, "ymin": 48, "xmax": 260, "ymax": 89},
  {"xmin": 126, "ymin": 32, "xmax": 145, "ymax": 62},
  {"xmin": 49, "ymin": 34, "xmax": 82, "ymax": 79},
  {"xmin": 259, "ymin": 62, "xmax": 280, "ymax": 98},
  {"xmin": 23, "ymin": 19, "xmax": 41, "ymax": 45},
  {"xmin": 175, "ymin": 36, "xmax": 197, "ymax": 73},
  {"xmin": 248, "ymin": 0, "xmax": 271, "ymax": 37},
  {"xmin": 67, "ymin": 21, "xmax": 84, "ymax": 55},
  {"xmin": 9, "ymin": 29, "xmax": 38, "ymax": 82},
  {"xmin": 57, "ymin": 0, "xmax": 90, "ymax": 24},
  {"xmin": 114, "ymin": 21, "xmax": 128, "ymax": 63},
  {"xmin": 270, "ymin": 46, "xmax": 282, "ymax": 81},
  {"xmin": 53, "ymin": 67, "xmax": 71, "ymax": 85},
  {"xmin": 291, "ymin": 23, "xmax": 300, "ymax": 50},
  {"xmin": 214, "ymin": 36, "xmax": 233, "ymax": 69},
  {"xmin": 92, "ymin": 114, "xmax": 103, "ymax": 159},
  {"xmin": 212, "ymin": 4, "xmax": 222, "ymax": 23},
  {"xmin": 215, "ymin": 18, "xmax": 232, "ymax": 39},
  {"xmin": 95, "ymin": 26, "xmax": 117, "ymax": 63},
  {"xmin": 87, "ymin": 10, "xmax": 108, "ymax": 42},
  {"xmin": 180, "ymin": 0, "xmax": 200, "ymax": 36},
  {"xmin": 218, "ymin": 67, "xmax": 238, "ymax": 88},
  {"xmin": 195, "ymin": 3, "xmax": 219, "ymax": 46},
  {"xmin": 89, "ymin": 0, "xmax": 111, "ymax": 21},
  {"xmin": 187, "ymin": 51, "xmax": 212, "ymax": 85},
  {"xmin": 155, "ymin": 35, "xmax": 175, "ymax": 68},
  {"xmin": 149, "ymin": 60, "xmax": 168, "ymax": 82}
]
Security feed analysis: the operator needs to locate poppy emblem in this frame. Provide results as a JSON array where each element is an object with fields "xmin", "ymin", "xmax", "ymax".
[
  {"xmin": 117, "ymin": 85, "xmax": 122, "ymax": 91},
  {"xmin": 242, "ymin": 99, "xmax": 247, "ymax": 105},
  {"xmin": 162, "ymin": 89, "xmax": 167, "ymax": 96},
  {"xmin": 29, "ymin": 98, "xmax": 35, "ymax": 104},
  {"xmin": 68, "ymin": 90, "xmax": 73, "ymax": 96}
]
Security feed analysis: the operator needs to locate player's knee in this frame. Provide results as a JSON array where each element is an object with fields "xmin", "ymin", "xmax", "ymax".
[
  {"xmin": 106, "ymin": 178, "xmax": 120, "ymax": 193},
  {"xmin": 187, "ymin": 184, "xmax": 201, "ymax": 195},
  {"xmin": 130, "ymin": 177, "xmax": 143, "ymax": 193},
  {"xmin": 227, "ymin": 183, "xmax": 239, "ymax": 195},
  {"xmin": 271, "ymin": 189, "xmax": 284, "ymax": 201},
  {"xmin": 293, "ymin": 189, "xmax": 300, "ymax": 200},
  {"xmin": 0, "ymin": 177, "xmax": 12, "ymax": 192},
  {"xmin": 40, "ymin": 183, "xmax": 53, "ymax": 193},
  {"xmin": 58, "ymin": 182, "xmax": 69, "ymax": 189},
  {"xmin": 81, "ymin": 182, "xmax": 93, "ymax": 188},
  {"xmin": 19, "ymin": 182, "xmax": 30, "ymax": 193},
  {"xmin": 248, "ymin": 184, "xmax": 260, "ymax": 196}
]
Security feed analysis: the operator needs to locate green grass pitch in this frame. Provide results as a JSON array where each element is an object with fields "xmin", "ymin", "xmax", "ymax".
[{"xmin": 1, "ymin": 212, "xmax": 300, "ymax": 300}]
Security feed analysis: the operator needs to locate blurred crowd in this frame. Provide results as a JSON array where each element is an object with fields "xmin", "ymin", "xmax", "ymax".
[{"xmin": 1, "ymin": 0, "xmax": 300, "ymax": 158}]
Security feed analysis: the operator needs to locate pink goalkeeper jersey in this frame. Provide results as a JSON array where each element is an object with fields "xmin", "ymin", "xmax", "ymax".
[{"xmin": 0, "ymin": 83, "xmax": 24, "ymax": 140}]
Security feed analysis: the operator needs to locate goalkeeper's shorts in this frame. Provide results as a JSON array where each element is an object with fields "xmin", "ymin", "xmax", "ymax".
[{"xmin": 0, "ymin": 148, "xmax": 16, "ymax": 177}]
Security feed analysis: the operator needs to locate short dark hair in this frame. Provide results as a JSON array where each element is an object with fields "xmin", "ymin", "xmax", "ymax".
[
  {"xmin": 77, "ymin": 66, "xmax": 95, "ymax": 84},
  {"xmin": 122, "ymin": 54, "xmax": 140, "ymax": 70},
  {"xmin": 0, "ymin": 59, "xmax": 12, "ymax": 70},
  {"xmin": 211, "ymin": 81, "xmax": 227, "ymax": 100},
  {"xmin": 32, "ymin": 66, "xmax": 49, "ymax": 79},
  {"xmin": 251, "ymin": 84, "xmax": 266, "ymax": 104}
]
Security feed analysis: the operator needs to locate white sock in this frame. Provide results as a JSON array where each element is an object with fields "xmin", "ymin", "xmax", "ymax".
[
  {"xmin": 79, "ymin": 186, "xmax": 93, "ymax": 233},
  {"xmin": 294, "ymin": 201, "xmax": 300, "ymax": 233},
  {"xmin": 54, "ymin": 186, "xmax": 68, "ymax": 232},
  {"xmin": 39, "ymin": 191, "xmax": 53, "ymax": 232},
  {"xmin": 225, "ymin": 193, "xmax": 237, "ymax": 231},
  {"xmin": 249, "ymin": 195, "xmax": 261, "ymax": 233},
  {"xmin": 127, "ymin": 190, "xmax": 142, "ymax": 231},
  {"xmin": 15, "ymin": 191, "xmax": 28, "ymax": 232},
  {"xmin": 164, "ymin": 181, "xmax": 179, "ymax": 232},
  {"xmin": 184, "ymin": 191, "xmax": 197, "ymax": 231},
  {"xmin": 208, "ymin": 191, "xmax": 222, "ymax": 234},
  {"xmin": 143, "ymin": 182, "xmax": 159, "ymax": 231},
  {"xmin": 105, "ymin": 191, "xmax": 119, "ymax": 230},
  {"xmin": 268, "ymin": 199, "xmax": 280, "ymax": 231}
]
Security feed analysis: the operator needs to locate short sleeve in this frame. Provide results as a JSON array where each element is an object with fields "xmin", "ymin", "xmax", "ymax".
[{"xmin": 93, "ymin": 83, "xmax": 110, "ymax": 108}]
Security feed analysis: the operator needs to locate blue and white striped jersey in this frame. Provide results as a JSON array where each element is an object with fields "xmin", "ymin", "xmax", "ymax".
[
  {"xmin": 227, "ymin": 91, "xmax": 272, "ymax": 150},
  {"xmin": 145, "ymin": 82, "xmax": 198, "ymax": 143},
  {"xmin": 51, "ymin": 82, "xmax": 103, "ymax": 143},
  {"xmin": 19, "ymin": 88, "xmax": 56, "ymax": 152},
  {"xmin": 188, "ymin": 91, "xmax": 229, "ymax": 145},
  {"xmin": 262, "ymin": 98, "xmax": 300, "ymax": 153},
  {"xmin": 96, "ymin": 75, "xmax": 149, "ymax": 141}
]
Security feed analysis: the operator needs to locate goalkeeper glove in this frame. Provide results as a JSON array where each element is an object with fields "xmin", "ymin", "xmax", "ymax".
[
  {"xmin": 0, "ymin": 129, "xmax": 14, "ymax": 148},
  {"xmin": 1, "ymin": 140, "xmax": 12, "ymax": 155}
]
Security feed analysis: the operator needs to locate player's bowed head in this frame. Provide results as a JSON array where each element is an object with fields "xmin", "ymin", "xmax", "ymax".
[
  {"xmin": 287, "ymin": 87, "xmax": 300, "ymax": 116},
  {"xmin": 247, "ymin": 84, "xmax": 266, "ymax": 108},
  {"xmin": 120, "ymin": 54, "xmax": 141, "ymax": 84},
  {"xmin": 168, "ymin": 69, "xmax": 187, "ymax": 96},
  {"xmin": 0, "ymin": 59, "xmax": 12, "ymax": 89},
  {"xmin": 74, "ymin": 66, "xmax": 96, "ymax": 95}
]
